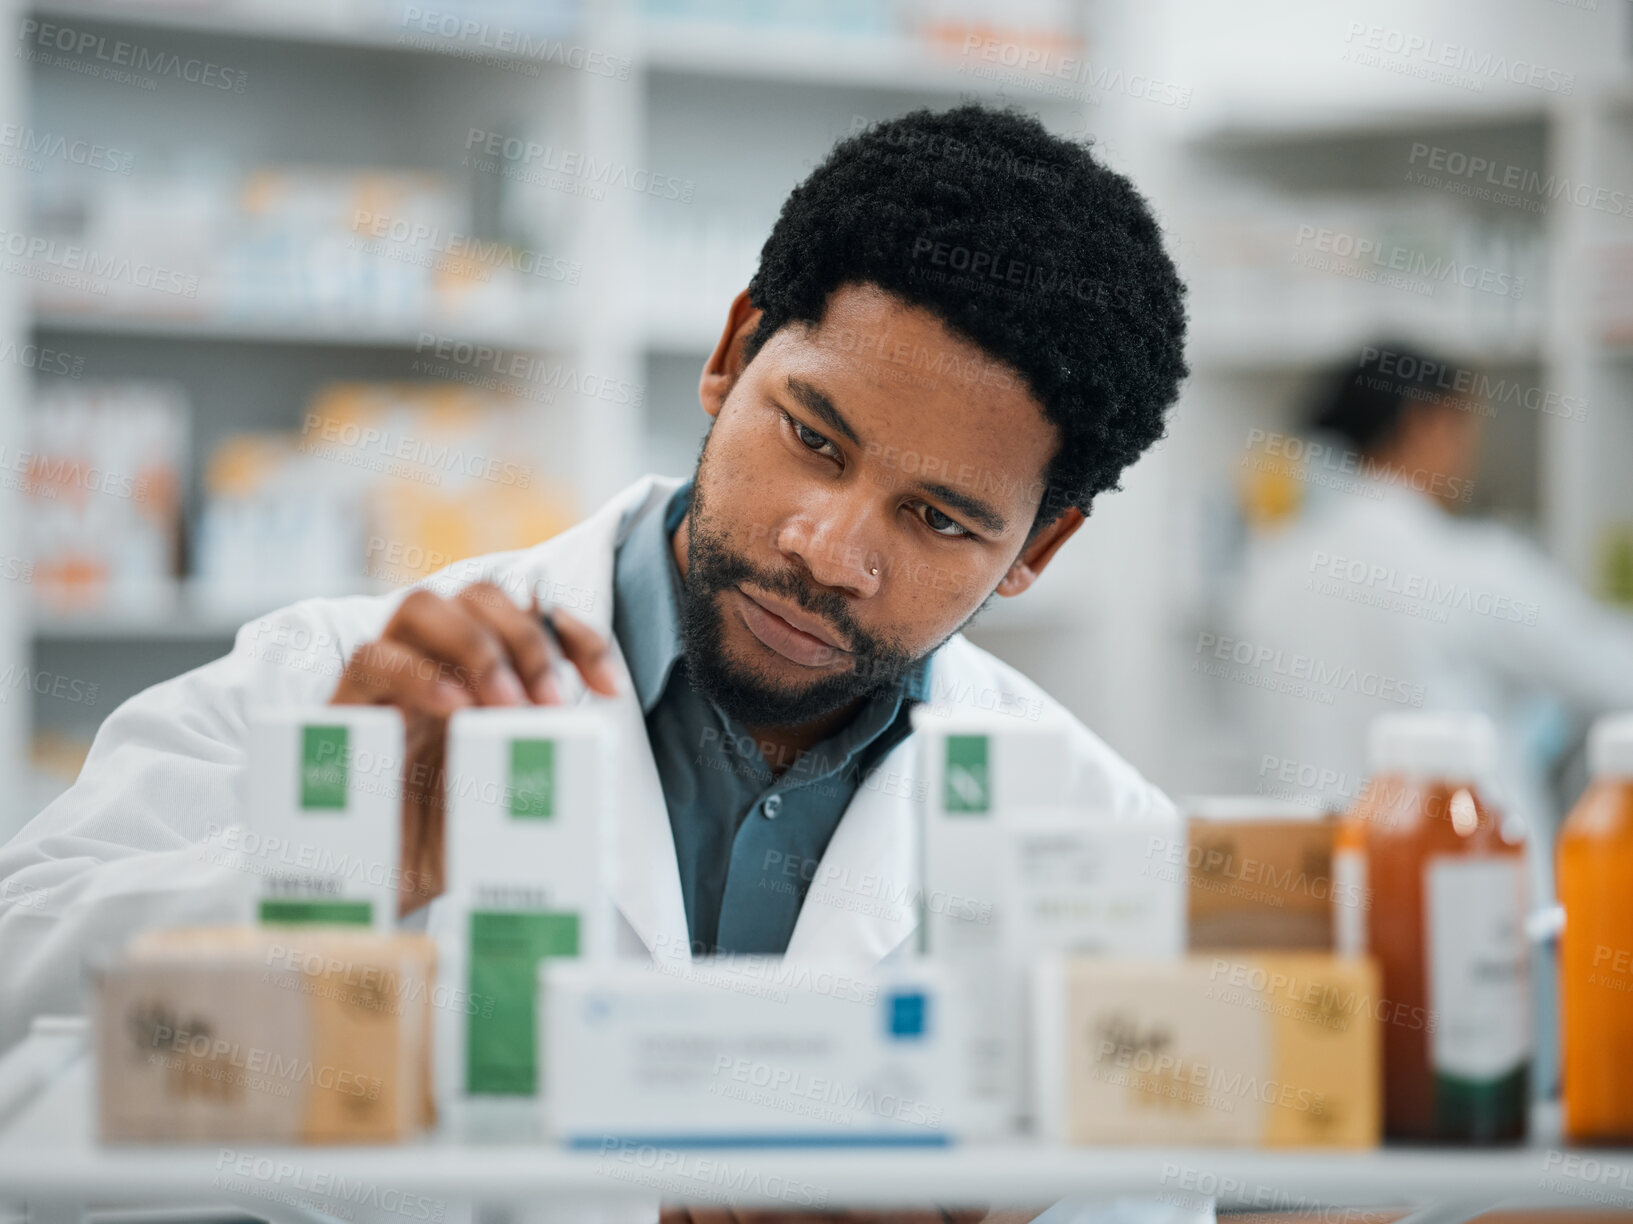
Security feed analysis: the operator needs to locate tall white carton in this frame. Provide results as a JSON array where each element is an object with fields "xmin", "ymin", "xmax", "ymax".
[
  {"xmin": 913, "ymin": 707, "xmax": 1186, "ymax": 1135},
  {"xmin": 244, "ymin": 705, "xmax": 405, "ymax": 933},
  {"xmin": 436, "ymin": 706, "xmax": 616, "ymax": 1127}
]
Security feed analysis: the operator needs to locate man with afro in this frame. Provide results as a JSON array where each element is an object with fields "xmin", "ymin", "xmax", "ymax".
[{"xmin": 2, "ymin": 105, "xmax": 1191, "ymax": 1202}]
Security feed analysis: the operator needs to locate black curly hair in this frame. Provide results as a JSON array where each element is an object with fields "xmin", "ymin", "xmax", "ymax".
[{"xmin": 742, "ymin": 103, "xmax": 1188, "ymax": 532}]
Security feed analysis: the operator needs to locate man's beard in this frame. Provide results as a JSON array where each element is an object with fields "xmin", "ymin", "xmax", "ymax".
[{"xmin": 679, "ymin": 474, "xmax": 935, "ymax": 729}]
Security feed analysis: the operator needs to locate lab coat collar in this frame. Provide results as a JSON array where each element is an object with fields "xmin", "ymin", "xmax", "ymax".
[{"xmin": 488, "ymin": 474, "xmax": 950, "ymax": 970}]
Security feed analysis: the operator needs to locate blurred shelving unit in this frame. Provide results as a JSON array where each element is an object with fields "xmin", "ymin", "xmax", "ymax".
[{"xmin": 1114, "ymin": 0, "xmax": 1633, "ymax": 808}]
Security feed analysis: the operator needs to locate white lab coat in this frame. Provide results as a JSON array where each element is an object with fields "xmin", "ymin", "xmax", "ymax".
[
  {"xmin": 1231, "ymin": 477, "xmax": 1633, "ymax": 830},
  {"xmin": 0, "ymin": 474, "xmax": 1175, "ymax": 1051}
]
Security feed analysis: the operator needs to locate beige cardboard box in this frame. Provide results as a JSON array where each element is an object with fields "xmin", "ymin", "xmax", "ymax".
[
  {"xmin": 1033, "ymin": 954, "xmax": 1380, "ymax": 1148},
  {"xmin": 96, "ymin": 926, "xmax": 435, "ymax": 1144},
  {"xmin": 1183, "ymin": 799, "xmax": 1340, "ymax": 951}
]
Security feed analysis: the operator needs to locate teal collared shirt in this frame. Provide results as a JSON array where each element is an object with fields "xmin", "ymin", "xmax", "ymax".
[{"xmin": 611, "ymin": 481, "xmax": 929, "ymax": 956}]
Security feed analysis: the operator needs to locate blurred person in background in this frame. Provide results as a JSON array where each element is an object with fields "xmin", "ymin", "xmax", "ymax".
[{"xmin": 1233, "ymin": 343, "xmax": 1633, "ymax": 834}]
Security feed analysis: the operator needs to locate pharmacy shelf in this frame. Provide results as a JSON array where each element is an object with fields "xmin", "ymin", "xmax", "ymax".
[
  {"xmin": 30, "ymin": 580, "xmax": 375, "ymax": 642},
  {"xmin": 32, "ymin": 306, "xmax": 565, "ymax": 353},
  {"xmin": 1179, "ymin": 96, "xmax": 1555, "ymax": 148},
  {"xmin": 0, "ymin": 1038, "xmax": 1611, "ymax": 1217},
  {"xmin": 30, "ymin": 0, "xmax": 1024, "ymax": 98},
  {"xmin": 28, "ymin": 0, "xmax": 581, "ymax": 60},
  {"xmin": 1187, "ymin": 328, "xmax": 1547, "ymax": 373},
  {"xmin": 638, "ymin": 23, "xmax": 1012, "ymax": 94}
]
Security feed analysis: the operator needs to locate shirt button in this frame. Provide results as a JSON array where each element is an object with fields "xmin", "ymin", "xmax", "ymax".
[{"xmin": 763, "ymin": 795, "xmax": 783, "ymax": 820}]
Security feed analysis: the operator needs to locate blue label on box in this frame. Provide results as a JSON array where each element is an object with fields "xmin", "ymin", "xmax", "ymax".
[{"xmin": 887, "ymin": 990, "xmax": 928, "ymax": 1039}]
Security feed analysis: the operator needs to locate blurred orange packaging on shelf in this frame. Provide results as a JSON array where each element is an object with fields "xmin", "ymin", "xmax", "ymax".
[{"xmin": 1560, "ymin": 714, "xmax": 1633, "ymax": 1143}]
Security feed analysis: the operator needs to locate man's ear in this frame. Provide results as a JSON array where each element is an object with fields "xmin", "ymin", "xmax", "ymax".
[
  {"xmin": 699, "ymin": 289, "xmax": 764, "ymax": 420},
  {"xmin": 996, "ymin": 507, "xmax": 1085, "ymax": 597}
]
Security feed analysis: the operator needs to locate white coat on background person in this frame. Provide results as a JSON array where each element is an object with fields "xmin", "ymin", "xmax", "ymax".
[
  {"xmin": 1234, "ymin": 473, "xmax": 1633, "ymax": 827},
  {"xmin": 0, "ymin": 474, "xmax": 1176, "ymax": 1053},
  {"xmin": 1230, "ymin": 346, "xmax": 1633, "ymax": 836}
]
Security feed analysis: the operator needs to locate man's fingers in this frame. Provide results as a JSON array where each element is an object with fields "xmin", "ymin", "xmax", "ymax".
[
  {"xmin": 547, "ymin": 605, "xmax": 621, "ymax": 696},
  {"xmin": 458, "ymin": 583, "xmax": 563, "ymax": 705},
  {"xmin": 333, "ymin": 638, "xmax": 471, "ymax": 716},
  {"xmin": 388, "ymin": 588, "xmax": 526, "ymax": 707}
]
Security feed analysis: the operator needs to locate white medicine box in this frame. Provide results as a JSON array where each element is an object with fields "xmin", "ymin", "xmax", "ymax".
[
  {"xmin": 244, "ymin": 705, "xmax": 405, "ymax": 933},
  {"xmin": 437, "ymin": 706, "xmax": 616, "ymax": 1108},
  {"xmin": 544, "ymin": 958, "xmax": 970, "ymax": 1146},
  {"xmin": 912, "ymin": 708, "xmax": 1186, "ymax": 1135}
]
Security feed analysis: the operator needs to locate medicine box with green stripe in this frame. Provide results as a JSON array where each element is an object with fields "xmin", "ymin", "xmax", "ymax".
[
  {"xmin": 244, "ymin": 706, "xmax": 405, "ymax": 935},
  {"xmin": 909, "ymin": 708, "xmax": 1187, "ymax": 1138},
  {"xmin": 436, "ymin": 707, "xmax": 615, "ymax": 1123}
]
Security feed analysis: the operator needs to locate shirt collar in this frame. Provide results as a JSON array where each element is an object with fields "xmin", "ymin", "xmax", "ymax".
[
  {"xmin": 612, "ymin": 480, "xmax": 692, "ymax": 715},
  {"xmin": 612, "ymin": 479, "xmax": 933, "ymax": 715}
]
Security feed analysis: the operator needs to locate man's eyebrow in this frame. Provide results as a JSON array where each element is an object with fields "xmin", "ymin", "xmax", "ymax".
[
  {"xmin": 917, "ymin": 481, "xmax": 1007, "ymax": 536},
  {"xmin": 785, "ymin": 377, "xmax": 860, "ymax": 446}
]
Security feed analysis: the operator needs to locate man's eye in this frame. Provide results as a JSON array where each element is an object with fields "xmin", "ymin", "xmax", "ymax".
[
  {"xmin": 786, "ymin": 415, "xmax": 837, "ymax": 456},
  {"xmin": 919, "ymin": 503, "xmax": 971, "ymax": 538}
]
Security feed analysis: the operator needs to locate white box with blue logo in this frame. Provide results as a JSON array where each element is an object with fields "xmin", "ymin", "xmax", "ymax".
[{"xmin": 542, "ymin": 958, "xmax": 969, "ymax": 1145}]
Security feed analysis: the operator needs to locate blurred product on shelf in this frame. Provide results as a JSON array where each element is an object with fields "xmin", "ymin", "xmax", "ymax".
[
  {"xmin": 1558, "ymin": 713, "xmax": 1633, "ymax": 1144},
  {"xmin": 1187, "ymin": 195, "xmax": 1544, "ymax": 356},
  {"xmin": 242, "ymin": 706, "xmax": 406, "ymax": 933},
  {"xmin": 635, "ymin": 0, "xmax": 1080, "ymax": 52},
  {"xmin": 1602, "ymin": 523, "xmax": 1633, "ymax": 608},
  {"xmin": 1593, "ymin": 243, "xmax": 1633, "ymax": 346},
  {"xmin": 28, "ymin": 162, "xmax": 565, "ymax": 330},
  {"xmin": 1183, "ymin": 798, "xmax": 1340, "ymax": 951},
  {"xmin": 95, "ymin": 926, "xmax": 436, "ymax": 1144},
  {"xmin": 1031, "ymin": 954, "xmax": 1381, "ymax": 1148},
  {"xmin": 197, "ymin": 382, "xmax": 576, "ymax": 610},
  {"xmin": 1340, "ymin": 711, "xmax": 1530, "ymax": 1144},
  {"xmin": 196, "ymin": 432, "xmax": 367, "ymax": 610},
  {"xmin": 644, "ymin": 210, "xmax": 767, "ymax": 338},
  {"xmin": 544, "ymin": 958, "xmax": 969, "ymax": 1145},
  {"xmin": 639, "ymin": 0, "xmax": 894, "ymax": 33},
  {"xmin": 438, "ymin": 708, "xmax": 615, "ymax": 1120},
  {"xmin": 913, "ymin": 710, "xmax": 1186, "ymax": 1136},
  {"xmin": 26, "ymin": 382, "xmax": 187, "ymax": 614}
]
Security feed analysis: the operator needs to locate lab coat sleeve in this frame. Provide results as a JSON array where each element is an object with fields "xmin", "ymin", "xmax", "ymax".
[
  {"xmin": 1461, "ymin": 526, "xmax": 1633, "ymax": 713},
  {"xmin": 0, "ymin": 595, "xmax": 387, "ymax": 1051}
]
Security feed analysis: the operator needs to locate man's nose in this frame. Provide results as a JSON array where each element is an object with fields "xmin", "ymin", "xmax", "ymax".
[{"xmin": 777, "ymin": 500, "xmax": 883, "ymax": 598}]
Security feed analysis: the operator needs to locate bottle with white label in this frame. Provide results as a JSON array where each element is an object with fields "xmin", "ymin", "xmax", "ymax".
[{"xmin": 1349, "ymin": 711, "xmax": 1529, "ymax": 1143}]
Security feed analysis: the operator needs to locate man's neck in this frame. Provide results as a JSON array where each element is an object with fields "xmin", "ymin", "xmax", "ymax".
[
  {"xmin": 745, "ymin": 701, "xmax": 866, "ymax": 779},
  {"xmin": 671, "ymin": 508, "xmax": 866, "ymax": 778}
]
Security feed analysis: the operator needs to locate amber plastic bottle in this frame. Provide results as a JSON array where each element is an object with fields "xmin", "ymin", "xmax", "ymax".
[
  {"xmin": 1560, "ymin": 713, "xmax": 1633, "ymax": 1142},
  {"xmin": 1348, "ymin": 712, "xmax": 1529, "ymax": 1143}
]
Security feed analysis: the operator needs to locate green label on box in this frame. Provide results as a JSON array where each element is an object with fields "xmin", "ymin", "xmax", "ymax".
[
  {"xmin": 300, "ymin": 725, "xmax": 349, "ymax": 810},
  {"xmin": 509, "ymin": 739, "xmax": 555, "ymax": 819},
  {"xmin": 259, "ymin": 898, "xmax": 372, "ymax": 926},
  {"xmin": 944, "ymin": 735, "xmax": 990, "ymax": 814},
  {"xmin": 466, "ymin": 909, "xmax": 579, "ymax": 1096}
]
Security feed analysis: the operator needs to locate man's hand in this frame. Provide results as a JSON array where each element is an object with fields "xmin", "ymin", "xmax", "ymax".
[{"xmin": 329, "ymin": 582, "xmax": 620, "ymax": 917}]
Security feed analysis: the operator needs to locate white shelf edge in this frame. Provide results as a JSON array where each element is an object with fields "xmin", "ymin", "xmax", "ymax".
[
  {"xmin": 637, "ymin": 23, "xmax": 1061, "ymax": 96},
  {"xmin": 31, "ymin": 581, "xmax": 380, "ymax": 641},
  {"xmin": 1179, "ymin": 96, "xmax": 1556, "ymax": 148},
  {"xmin": 27, "ymin": 0, "xmax": 583, "ymax": 62},
  {"xmin": 31, "ymin": 306, "xmax": 563, "ymax": 352}
]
